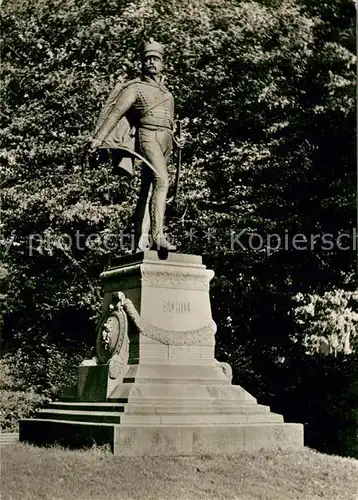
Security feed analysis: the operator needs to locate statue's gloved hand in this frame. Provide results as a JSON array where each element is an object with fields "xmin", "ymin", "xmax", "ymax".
[{"xmin": 174, "ymin": 133, "xmax": 186, "ymax": 150}]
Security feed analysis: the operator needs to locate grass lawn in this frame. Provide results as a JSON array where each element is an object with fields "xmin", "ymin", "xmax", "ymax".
[{"xmin": 1, "ymin": 443, "xmax": 357, "ymax": 500}]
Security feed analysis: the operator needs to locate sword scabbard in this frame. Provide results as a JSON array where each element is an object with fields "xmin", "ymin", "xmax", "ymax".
[{"xmin": 172, "ymin": 119, "xmax": 182, "ymax": 207}]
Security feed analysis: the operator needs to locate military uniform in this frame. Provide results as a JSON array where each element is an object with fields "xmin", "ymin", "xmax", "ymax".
[{"xmin": 91, "ymin": 41, "xmax": 177, "ymax": 251}]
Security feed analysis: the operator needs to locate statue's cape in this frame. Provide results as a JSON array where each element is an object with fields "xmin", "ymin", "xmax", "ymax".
[{"xmin": 92, "ymin": 77, "xmax": 141, "ymax": 175}]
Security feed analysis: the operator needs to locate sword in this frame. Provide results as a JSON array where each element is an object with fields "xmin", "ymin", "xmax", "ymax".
[
  {"xmin": 172, "ymin": 118, "xmax": 182, "ymax": 209},
  {"xmin": 83, "ymin": 144, "xmax": 158, "ymax": 176}
]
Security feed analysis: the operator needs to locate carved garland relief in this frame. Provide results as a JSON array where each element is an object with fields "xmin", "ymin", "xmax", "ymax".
[{"xmin": 101, "ymin": 264, "xmax": 214, "ymax": 291}]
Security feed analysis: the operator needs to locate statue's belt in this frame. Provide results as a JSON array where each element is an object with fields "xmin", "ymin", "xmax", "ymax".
[{"xmin": 139, "ymin": 122, "xmax": 173, "ymax": 133}]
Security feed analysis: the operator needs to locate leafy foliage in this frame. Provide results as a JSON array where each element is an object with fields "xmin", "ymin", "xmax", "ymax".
[
  {"xmin": 1, "ymin": 0, "xmax": 356, "ymax": 455},
  {"xmin": 0, "ymin": 358, "xmax": 49, "ymax": 432},
  {"xmin": 294, "ymin": 289, "xmax": 358, "ymax": 355},
  {"xmin": 0, "ymin": 390, "xmax": 48, "ymax": 432}
]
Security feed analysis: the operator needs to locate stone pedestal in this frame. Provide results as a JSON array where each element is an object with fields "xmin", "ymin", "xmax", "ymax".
[
  {"xmin": 101, "ymin": 251, "xmax": 216, "ymax": 369},
  {"xmin": 20, "ymin": 251, "xmax": 303, "ymax": 455}
]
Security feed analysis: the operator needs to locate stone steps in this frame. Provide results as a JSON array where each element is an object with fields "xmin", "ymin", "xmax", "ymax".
[
  {"xmin": 122, "ymin": 377, "xmax": 229, "ymax": 385},
  {"xmin": 37, "ymin": 408, "xmax": 283, "ymax": 425},
  {"xmin": 47, "ymin": 401, "xmax": 271, "ymax": 415},
  {"xmin": 106, "ymin": 397, "xmax": 256, "ymax": 405}
]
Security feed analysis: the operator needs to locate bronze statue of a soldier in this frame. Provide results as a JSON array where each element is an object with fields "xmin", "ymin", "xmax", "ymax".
[{"xmin": 89, "ymin": 39, "xmax": 185, "ymax": 252}]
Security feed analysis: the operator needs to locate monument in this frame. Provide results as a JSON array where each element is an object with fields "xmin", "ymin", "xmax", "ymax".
[
  {"xmin": 89, "ymin": 38, "xmax": 184, "ymax": 252},
  {"xmin": 20, "ymin": 40, "xmax": 303, "ymax": 455}
]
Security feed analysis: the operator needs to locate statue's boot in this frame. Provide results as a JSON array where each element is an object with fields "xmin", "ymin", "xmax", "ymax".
[
  {"xmin": 136, "ymin": 206, "xmax": 151, "ymax": 251},
  {"xmin": 151, "ymin": 235, "xmax": 177, "ymax": 251},
  {"xmin": 151, "ymin": 176, "xmax": 176, "ymax": 252},
  {"xmin": 134, "ymin": 170, "xmax": 152, "ymax": 252},
  {"xmin": 137, "ymin": 233, "xmax": 151, "ymax": 252}
]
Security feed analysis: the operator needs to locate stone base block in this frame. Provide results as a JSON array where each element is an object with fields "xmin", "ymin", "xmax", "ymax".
[{"xmin": 20, "ymin": 419, "xmax": 303, "ymax": 456}]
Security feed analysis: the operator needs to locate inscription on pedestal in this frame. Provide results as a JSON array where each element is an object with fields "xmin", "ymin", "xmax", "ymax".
[{"xmin": 163, "ymin": 301, "xmax": 192, "ymax": 314}]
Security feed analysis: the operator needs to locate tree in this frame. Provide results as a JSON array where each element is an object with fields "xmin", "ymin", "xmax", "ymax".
[
  {"xmin": 1, "ymin": 1, "xmax": 356, "ymax": 456},
  {"xmin": 294, "ymin": 289, "xmax": 358, "ymax": 355}
]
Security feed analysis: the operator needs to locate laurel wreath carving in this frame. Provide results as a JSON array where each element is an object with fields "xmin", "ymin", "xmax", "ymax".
[{"xmin": 96, "ymin": 293, "xmax": 129, "ymax": 364}]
